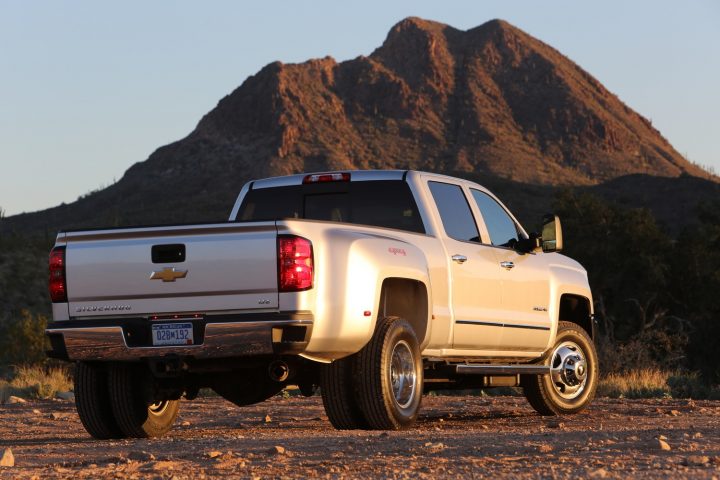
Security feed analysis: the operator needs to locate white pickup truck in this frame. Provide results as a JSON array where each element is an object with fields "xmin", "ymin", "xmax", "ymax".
[{"xmin": 46, "ymin": 170, "xmax": 598, "ymax": 438}]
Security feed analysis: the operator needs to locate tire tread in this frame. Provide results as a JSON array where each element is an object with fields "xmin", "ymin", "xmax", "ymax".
[
  {"xmin": 355, "ymin": 316, "xmax": 422, "ymax": 430},
  {"xmin": 74, "ymin": 362, "xmax": 124, "ymax": 439},
  {"xmin": 320, "ymin": 356, "xmax": 367, "ymax": 429},
  {"xmin": 355, "ymin": 317, "xmax": 398, "ymax": 429},
  {"xmin": 108, "ymin": 363, "xmax": 179, "ymax": 438}
]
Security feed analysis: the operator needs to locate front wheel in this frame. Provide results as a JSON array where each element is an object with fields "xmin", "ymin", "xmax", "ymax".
[
  {"xmin": 522, "ymin": 321, "xmax": 599, "ymax": 415},
  {"xmin": 354, "ymin": 317, "xmax": 423, "ymax": 430}
]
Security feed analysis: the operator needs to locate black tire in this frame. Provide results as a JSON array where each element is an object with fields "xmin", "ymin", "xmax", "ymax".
[
  {"xmin": 212, "ymin": 369, "xmax": 284, "ymax": 407},
  {"xmin": 320, "ymin": 354, "xmax": 368, "ymax": 429},
  {"xmin": 108, "ymin": 363, "xmax": 179, "ymax": 438},
  {"xmin": 355, "ymin": 317, "xmax": 423, "ymax": 430},
  {"xmin": 522, "ymin": 321, "xmax": 599, "ymax": 416},
  {"xmin": 74, "ymin": 362, "xmax": 124, "ymax": 439}
]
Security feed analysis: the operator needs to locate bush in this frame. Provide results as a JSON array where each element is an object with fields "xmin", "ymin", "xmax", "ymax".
[
  {"xmin": 667, "ymin": 372, "xmax": 720, "ymax": 400},
  {"xmin": 598, "ymin": 369, "xmax": 671, "ymax": 399},
  {"xmin": 0, "ymin": 364, "xmax": 73, "ymax": 402},
  {"xmin": 0, "ymin": 309, "xmax": 48, "ymax": 366},
  {"xmin": 598, "ymin": 369, "xmax": 720, "ymax": 399}
]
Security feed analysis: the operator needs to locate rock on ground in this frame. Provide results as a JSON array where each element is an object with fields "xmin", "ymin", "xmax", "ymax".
[
  {"xmin": 55, "ymin": 391, "xmax": 75, "ymax": 401},
  {"xmin": 0, "ymin": 448, "xmax": 14, "ymax": 467}
]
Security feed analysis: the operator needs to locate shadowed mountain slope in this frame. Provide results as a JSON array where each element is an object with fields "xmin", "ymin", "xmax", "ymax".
[{"xmin": 2, "ymin": 17, "xmax": 714, "ymax": 235}]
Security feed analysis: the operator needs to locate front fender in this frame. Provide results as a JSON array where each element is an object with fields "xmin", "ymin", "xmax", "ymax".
[
  {"xmin": 546, "ymin": 254, "xmax": 594, "ymax": 350},
  {"xmin": 548, "ymin": 257, "xmax": 593, "ymax": 313}
]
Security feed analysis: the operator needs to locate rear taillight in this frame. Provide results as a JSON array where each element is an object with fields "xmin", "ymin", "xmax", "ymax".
[
  {"xmin": 278, "ymin": 236, "xmax": 313, "ymax": 292},
  {"xmin": 49, "ymin": 246, "xmax": 67, "ymax": 303}
]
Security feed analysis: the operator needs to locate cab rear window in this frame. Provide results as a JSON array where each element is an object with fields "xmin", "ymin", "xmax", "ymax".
[{"xmin": 237, "ymin": 180, "xmax": 425, "ymax": 234}]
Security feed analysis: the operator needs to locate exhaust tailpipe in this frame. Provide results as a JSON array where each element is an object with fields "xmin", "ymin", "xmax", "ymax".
[{"xmin": 268, "ymin": 360, "xmax": 290, "ymax": 382}]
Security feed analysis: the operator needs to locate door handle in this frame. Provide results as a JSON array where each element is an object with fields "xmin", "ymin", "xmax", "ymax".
[
  {"xmin": 451, "ymin": 254, "xmax": 468, "ymax": 264},
  {"xmin": 500, "ymin": 261, "xmax": 515, "ymax": 269}
]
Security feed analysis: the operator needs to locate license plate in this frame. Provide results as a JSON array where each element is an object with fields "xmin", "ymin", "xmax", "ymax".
[{"xmin": 151, "ymin": 323, "xmax": 194, "ymax": 346}]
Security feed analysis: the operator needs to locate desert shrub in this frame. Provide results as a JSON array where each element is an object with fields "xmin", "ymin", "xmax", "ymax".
[
  {"xmin": 0, "ymin": 380, "xmax": 23, "ymax": 403},
  {"xmin": 597, "ymin": 369, "xmax": 720, "ymax": 399},
  {"xmin": 597, "ymin": 330, "xmax": 688, "ymax": 376},
  {"xmin": 598, "ymin": 369, "xmax": 671, "ymax": 398},
  {"xmin": 667, "ymin": 372, "xmax": 720, "ymax": 400},
  {"xmin": 0, "ymin": 236, "xmax": 52, "ymax": 316},
  {"xmin": 10, "ymin": 364, "xmax": 73, "ymax": 398},
  {"xmin": 0, "ymin": 309, "xmax": 49, "ymax": 366},
  {"xmin": 0, "ymin": 364, "xmax": 72, "ymax": 401},
  {"xmin": 0, "ymin": 235, "xmax": 53, "ymax": 370}
]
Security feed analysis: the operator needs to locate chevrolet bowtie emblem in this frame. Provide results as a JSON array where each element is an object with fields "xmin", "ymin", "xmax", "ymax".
[{"xmin": 150, "ymin": 267, "xmax": 188, "ymax": 282}]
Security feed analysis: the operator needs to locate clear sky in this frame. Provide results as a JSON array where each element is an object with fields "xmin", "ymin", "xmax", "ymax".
[{"xmin": 1, "ymin": 1, "xmax": 718, "ymax": 216}]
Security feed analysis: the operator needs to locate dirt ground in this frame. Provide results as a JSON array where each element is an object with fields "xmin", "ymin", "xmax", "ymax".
[{"xmin": 1, "ymin": 394, "xmax": 719, "ymax": 479}]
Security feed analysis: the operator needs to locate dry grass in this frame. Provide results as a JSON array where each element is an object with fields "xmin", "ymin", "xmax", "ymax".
[
  {"xmin": 599, "ymin": 369, "xmax": 720, "ymax": 400},
  {"xmin": 0, "ymin": 365, "xmax": 73, "ymax": 403},
  {"xmin": 598, "ymin": 369, "xmax": 674, "ymax": 399}
]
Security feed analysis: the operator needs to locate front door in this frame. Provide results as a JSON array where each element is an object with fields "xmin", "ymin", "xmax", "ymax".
[{"xmin": 469, "ymin": 189, "xmax": 553, "ymax": 351}]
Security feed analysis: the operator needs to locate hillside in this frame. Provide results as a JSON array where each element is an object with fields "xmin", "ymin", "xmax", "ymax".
[{"xmin": 1, "ymin": 17, "xmax": 715, "ymax": 235}]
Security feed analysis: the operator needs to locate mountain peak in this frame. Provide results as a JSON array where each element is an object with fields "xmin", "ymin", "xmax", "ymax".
[
  {"xmin": 3, "ymin": 17, "xmax": 715, "ymax": 233},
  {"xmin": 486, "ymin": 17, "xmax": 526, "ymax": 31},
  {"xmin": 387, "ymin": 16, "xmax": 450, "ymax": 35},
  {"xmin": 374, "ymin": 17, "xmax": 453, "ymax": 59}
]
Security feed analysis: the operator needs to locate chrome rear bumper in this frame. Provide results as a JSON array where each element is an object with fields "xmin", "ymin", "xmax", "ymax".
[{"xmin": 46, "ymin": 319, "xmax": 312, "ymax": 361}]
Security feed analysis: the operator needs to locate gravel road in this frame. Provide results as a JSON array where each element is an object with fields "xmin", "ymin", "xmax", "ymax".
[{"xmin": 1, "ymin": 395, "xmax": 719, "ymax": 479}]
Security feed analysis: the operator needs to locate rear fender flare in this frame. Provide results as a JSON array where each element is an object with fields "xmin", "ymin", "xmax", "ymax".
[{"xmin": 303, "ymin": 230, "xmax": 430, "ymax": 358}]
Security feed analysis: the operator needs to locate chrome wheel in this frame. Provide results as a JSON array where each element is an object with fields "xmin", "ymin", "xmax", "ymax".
[
  {"xmin": 550, "ymin": 341, "xmax": 588, "ymax": 400},
  {"xmin": 523, "ymin": 321, "xmax": 598, "ymax": 416},
  {"xmin": 149, "ymin": 401, "xmax": 169, "ymax": 416},
  {"xmin": 390, "ymin": 340, "xmax": 417, "ymax": 409}
]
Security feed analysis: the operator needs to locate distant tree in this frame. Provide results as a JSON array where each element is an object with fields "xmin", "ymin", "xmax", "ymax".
[
  {"xmin": 553, "ymin": 190, "xmax": 687, "ymax": 372},
  {"xmin": 669, "ymin": 201, "xmax": 720, "ymax": 383},
  {"xmin": 0, "ymin": 234, "xmax": 54, "ymax": 369}
]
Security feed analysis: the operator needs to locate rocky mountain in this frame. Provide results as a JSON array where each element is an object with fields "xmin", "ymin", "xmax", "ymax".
[{"xmin": 2, "ymin": 17, "xmax": 715, "ymax": 235}]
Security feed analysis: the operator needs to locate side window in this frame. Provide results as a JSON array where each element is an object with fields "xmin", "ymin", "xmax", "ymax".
[
  {"xmin": 428, "ymin": 182, "xmax": 480, "ymax": 242},
  {"xmin": 471, "ymin": 189, "xmax": 519, "ymax": 248}
]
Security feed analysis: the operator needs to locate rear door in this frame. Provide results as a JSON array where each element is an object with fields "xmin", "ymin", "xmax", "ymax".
[
  {"xmin": 427, "ymin": 181, "xmax": 504, "ymax": 350},
  {"xmin": 65, "ymin": 222, "xmax": 279, "ymax": 317}
]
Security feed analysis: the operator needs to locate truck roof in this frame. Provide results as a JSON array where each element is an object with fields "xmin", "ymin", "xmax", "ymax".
[
  {"xmin": 250, "ymin": 169, "xmax": 484, "ymax": 190},
  {"xmin": 250, "ymin": 169, "xmax": 409, "ymax": 189}
]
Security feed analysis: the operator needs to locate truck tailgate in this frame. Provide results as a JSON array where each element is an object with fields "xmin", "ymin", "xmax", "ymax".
[{"xmin": 64, "ymin": 222, "xmax": 278, "ymax": 317}]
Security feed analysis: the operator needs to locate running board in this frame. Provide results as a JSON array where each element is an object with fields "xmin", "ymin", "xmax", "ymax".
[{"xmin": 453, "ymin": 364, "xmax": 550, "ymax": 375}]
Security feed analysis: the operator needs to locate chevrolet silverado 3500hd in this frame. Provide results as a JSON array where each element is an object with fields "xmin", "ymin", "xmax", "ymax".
[{"xmin": 46, "ymin": 170, "xmax": 598, "ymax": 438}]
